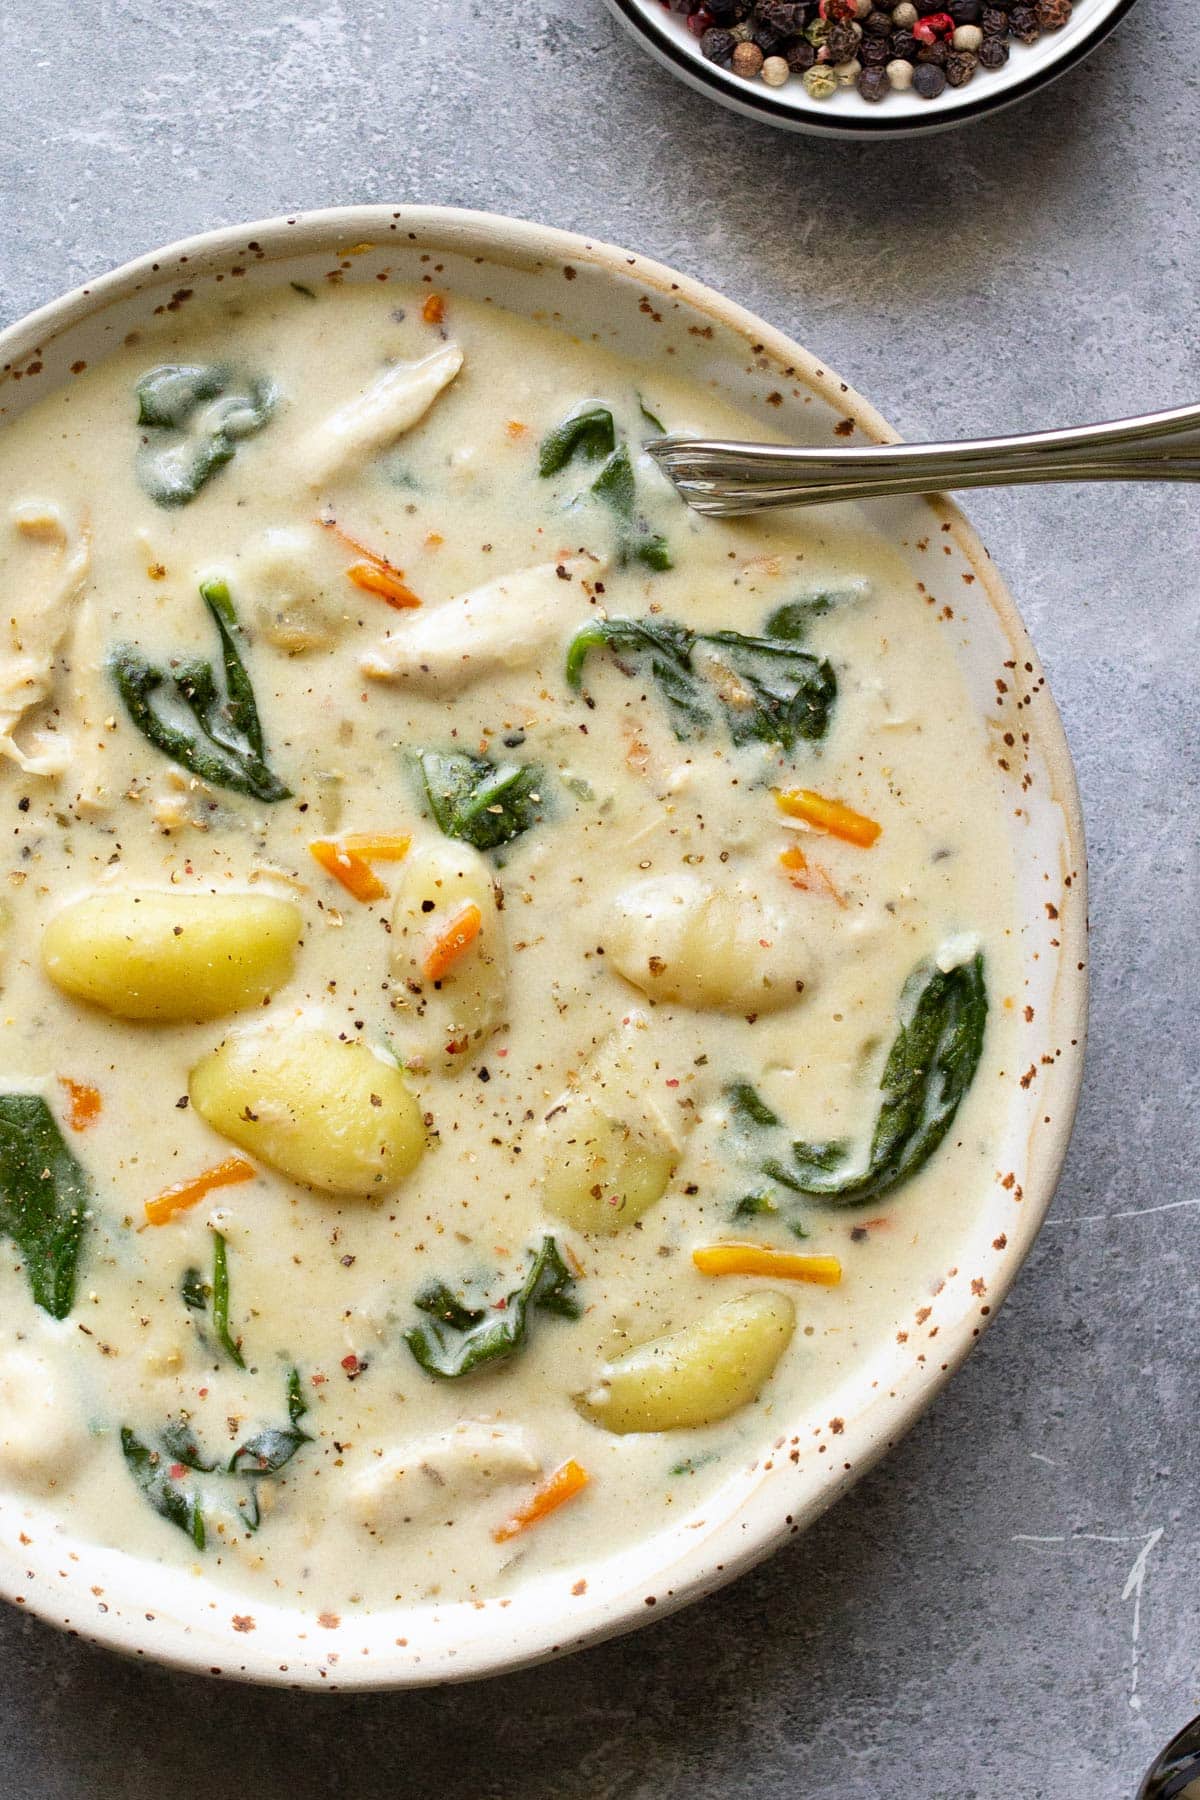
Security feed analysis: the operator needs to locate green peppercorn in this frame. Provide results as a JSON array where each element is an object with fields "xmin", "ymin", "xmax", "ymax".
[
  {"xmin": 802, "ymin": 60, "xmax": 839, "ymax": 93},
  {"xmin": 805, "ymin": 15, "xmax": 830, "ymax": 43}
]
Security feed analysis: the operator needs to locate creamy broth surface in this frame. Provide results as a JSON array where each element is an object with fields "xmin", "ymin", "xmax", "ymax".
[{"xmin": 0, "ymin": 282, "xmax": 1018, "ymax": 1611}]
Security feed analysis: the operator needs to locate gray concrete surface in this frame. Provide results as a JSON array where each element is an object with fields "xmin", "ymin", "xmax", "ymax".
[{"xmin": 0, "ymin": 1, "xmax": 1195, "ymax": 1794}]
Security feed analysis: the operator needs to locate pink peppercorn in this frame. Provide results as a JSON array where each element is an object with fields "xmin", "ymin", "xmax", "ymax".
[
  {"xmin": 686, "ymin": 8, "xmax": 713, "ymax": 33},
  {"xmin": 913, "ymin": 10, "xmax": 954, "ymax": 35}
]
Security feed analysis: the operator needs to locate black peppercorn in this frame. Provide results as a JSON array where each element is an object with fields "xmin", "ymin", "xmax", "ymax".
[
  {"xmin": 891, "ymin": 27, "xmax": 920, "ymax": 54},
  {"xmin": 863, "ymin": 9, "xmax": 894, "ymax": 33},
  {"xmin": 981, "ymin": 7, "xmax": 1007, "ymax": 30},
  {"xmin": 752, "ymin": 22, "xmax": 789, "ymax": 51},
  {"xmin": 708, "ymin": 0, "xmax": 747, "ymax": 20},
  {"xmin": 944, "ymin": 46, "xmax": 977, "ymax": 79},
  {"xmin": 912, "ymin": 57, "xmax": 947, "ymax": 91},
  {"xmin": 857, "ymin": 64, "xmax": 891, "ymax": 96},
  {"xmin": 860, "ymin": 35, "xmax": 891, "ymax": 61},
  {"xmin": 1008, "ymin": 5, "xmax": 1040, "ymax": 36},
  {"xmin": 976, "ymin": 31, "xmax": 1009, "ymax": 60},
  {"xmin": 755, "ymin": 0, "xmax": 808, "ymax": 26},
  {"xmin": 785, "ymin": 36, "xmax": 817, "ymax": 65},
  {"xmin": 824, "ymin": 20, "xmax": 860, "ymax": 58},
  {"xmin": 700, "ymin": 25, "xmax": 739, "ymax": 61},
  {"xmin": 949, "ymin": 0, "xmax": 982, "ymax": 18},
  {"xmin": 916, "ymin": 37, "xmax": 947, "ymax": 60},
  {"xmin": 1036, "ymin": 0, "xmax": 1071, "ymax": 25}
]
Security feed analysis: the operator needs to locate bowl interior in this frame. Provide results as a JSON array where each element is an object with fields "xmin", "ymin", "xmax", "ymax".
[
  {"xmin": 0, "ymin": 206, "xmax": 1086, "ymax": 1687},
  {"xmin": 604, "ymin": 0, "xmax": 1136, "ymax": 133}
]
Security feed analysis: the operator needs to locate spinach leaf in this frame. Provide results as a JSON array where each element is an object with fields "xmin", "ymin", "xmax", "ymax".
[
  {"xmin": 726, "ymin": 1081, "xmax": 781, "ymax": 1130},
  {"xmin": 181, "ymin": 1266, "xmax": 207, "ymax": 1311},
  {"xmin": 228, "ymin": 1366, "xmax": 311, "ymax": 1475},
  {"xmin": 110, "ymin": 579, "xmax": 291, "ymax": 802},
  {"xmin": 0, "ymin": 1094, "xmax": 89, "ymax": 1318},
  {"xmin": 121, "ymin": 1427, "xmax": 207, "ymax": 1550},
  {"xmin": 405, "ymin": 1235, "xmax": 581, "ymax": 1381},
  {"xmin": 135, "ymin": 363, "xmax": 276, "ymax": 507},
  {"xmin": 565, "ymin": 615, "xmax": 837, "ymax": 751},
  {"xmin": 417, "ymin": 748, "xmax": 544, "ymax": 851},
  {"xmin": 732, "ymin": 1190, "xmax": 778, "ymax": 1220},
  {"xmin": 210, "ymin": 1229, "xmax": 245, "ymax": 1369},
  {"xmin": 159, "ymin": 1420, "xmax": 219, "ymax": 1473},
  {"xmin": 537, "ymin": 403, "xmax": 617, "ymax": 476},
  {"xmin": 591, "ymin": 445, "xmax": 673, "ymax": 571},
  {"xmin": 785, "ymin": 954, "xmax": 988, "ymax": 1206},
  {"xmin": 638, "ymin": 395, "xmax": 666, "ymax": 436}
]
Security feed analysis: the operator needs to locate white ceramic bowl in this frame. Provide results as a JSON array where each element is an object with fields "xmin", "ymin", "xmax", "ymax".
[
  {"xmin": 603, "ymin": 0, "xmax": 1138, "ymax": 136},
  {"xmin": 0, "ymin": 206, "xmax": 1087, "ymax": 1687}
]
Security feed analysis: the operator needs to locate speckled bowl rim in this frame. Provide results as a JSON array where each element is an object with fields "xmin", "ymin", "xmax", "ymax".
[
  {"xmin": 602, "ymin": 0, "xmax": 1139, "ymax": 138},
  {"xmin": 0, "ymin": 205, "xmax": 1087, "ymax": 1689}
]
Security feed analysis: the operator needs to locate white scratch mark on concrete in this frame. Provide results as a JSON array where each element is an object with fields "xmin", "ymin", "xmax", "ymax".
[
  {"xmin": 1121, "ymin": 1528, "xmax": 1164, "ymax": 1713},
  {"xmin": 1029, "ymin": 1452, "xmax": 1059, "ymax": 1466},
  {"xmin": 1045, "ymin": 1195, "xmax": 1200, "ymax": 1227}
]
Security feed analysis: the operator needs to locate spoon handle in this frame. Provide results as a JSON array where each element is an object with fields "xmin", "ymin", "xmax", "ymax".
[{"xmin": 647, "ymin": 402, "xmax": 1200, "ymax": 515}]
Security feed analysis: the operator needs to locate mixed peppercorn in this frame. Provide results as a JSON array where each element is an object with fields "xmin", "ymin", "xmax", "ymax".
[{"xmin": 664, "ymin": 0, "xmax": 1073, "ymax": 104}]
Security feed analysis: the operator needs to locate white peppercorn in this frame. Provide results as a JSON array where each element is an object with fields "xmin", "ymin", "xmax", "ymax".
[
  {"xmin": 853, "ymin": 0, "xmax": 873, "ymax": 18},
  {"xmin": 802, "ymin": 61, "xmax": 839, "ymax": 95},
  {"xmin": 834, "ymin": 56, "xmax": 862, "ymax": 82},
  {"xmin": 952, "ymin": 23, "xmax": 983, "ymax": 47},
  {"xmin": 892, "ymin": 3, "xmax": 918, "ymax": 24},
  {"xmin": 732, "ymin": 37, "xmax": 765, "ymax": 74},
  {"xmin": 761, "ymin": 52, "xmax": 791, "ymax": 84},
  {"xmin": 886, "ymin": 54, "xmax": 915, "ymax": 84}
]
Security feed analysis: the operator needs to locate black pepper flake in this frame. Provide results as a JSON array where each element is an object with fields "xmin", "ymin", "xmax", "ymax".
[
  {"xmin": 16, "ymin": 797, "xmax": 29, "ymax": 813},
  {"xmin": 478, "ymin": 1067, "xmax": 491, "ymax": 1083}
]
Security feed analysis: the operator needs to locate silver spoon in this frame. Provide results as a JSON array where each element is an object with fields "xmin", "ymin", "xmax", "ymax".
[
  {"xmin": 1138, "ymin": 1714, "xmax": 1200, "ymax": 1799},
  {"xmin": 646, "ymin": 402, "xmax": 1200, "ymax": 515}
]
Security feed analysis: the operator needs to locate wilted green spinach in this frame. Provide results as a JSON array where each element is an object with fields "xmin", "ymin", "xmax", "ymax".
[
  {"xmin": 135, "ymin": 362, "xmax": 276, "ymax": 507},
  {"xmin": 417, "ymin": 748, "xmax": 544, "ymax": 852},
  {"xmin": 0, "ymin": 1094, "xmax": 89, "ymax": 1318},
  {"xmin": 110, "ymin": 578, "xmax": 291, "ymax": 802},
  {"xmin": 405, "ymin": 1236, "xmax": 581, "ymax": 1380}
]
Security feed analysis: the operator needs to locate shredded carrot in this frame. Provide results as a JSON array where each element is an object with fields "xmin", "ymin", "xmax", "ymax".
[
  {"xmin": 692, "ymin": 1242, "xmax": 843, "ymax": 1285},
  {"xmin": 425, "ymin": 531, "xmax": 444, "ymax": 548},
  {"xmin": 309, "ymin": 839, "xmax": 389, "ymax": 903},
  {"xmin": 422, "ymin": 902, "xmax": 482, "ymax": 982},
  {"xmin": 505, "ymin": 419, "xmax": 528, "ymax": 440},
  {"xmin": 778, "ymin": 845, "xmax": 847, "ymax": 909},
  {"xmin": 338, "ymin": 833, "xmax": 412, "ymax": 862},
  {"xmin": 345, "ymin": 559, "xmax": 423, "ymax": 610},
  {"xmin": 775, "ymin": 788, "xmax": 881, "ymax": 848},
  {"xmin": 492, "ymin": 1459, "xmax": 590, "ymax": 1544},
  {"xmin": 58, "ymin": 1077, "xmax": 101, "ymax": 1132},
  {"xmin": 316, "ymin": 516, "xmax": 423, "ymax": 609},
  {"xmin": 145, "ymin": 1156, "xmax": 256, "ymax": 1226},
  {"xmin": 422, "ymin": 292, "xmax": 445, "ymax": 325}
]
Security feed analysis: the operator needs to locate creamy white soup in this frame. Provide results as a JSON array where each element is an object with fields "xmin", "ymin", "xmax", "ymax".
[{"xmin": 0, "ymin": 279, "xmax": 1017, "ymax": 1613}]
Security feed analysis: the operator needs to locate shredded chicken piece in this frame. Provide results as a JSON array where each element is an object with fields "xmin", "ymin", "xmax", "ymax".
[
  {"xmin": 296, "ymin": 343, "xmax": 463, "ymax": 487},
  {"xmin": 362, "ymin": 554, "xmax": 603, "ymax": 689},
  {"xmin": 0, "ymin": 503, "xmax": 91, "ymax": 777}
]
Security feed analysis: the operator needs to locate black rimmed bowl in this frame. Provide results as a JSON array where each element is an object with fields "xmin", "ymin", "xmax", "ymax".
[{"xmin": 602, "ymin": 0, "xmax": 1138, "ymax": 136}]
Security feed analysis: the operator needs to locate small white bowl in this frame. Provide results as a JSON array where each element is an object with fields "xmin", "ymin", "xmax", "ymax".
[
  {"xmin": 603, "ymin": 0, "xmax": 1138, "ymax": 136},
  {"xmin": 0, "ymin": 206, "xmax": 1087, "ymax": 1687}
]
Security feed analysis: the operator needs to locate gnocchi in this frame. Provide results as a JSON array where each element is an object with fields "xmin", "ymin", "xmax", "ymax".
[
  {"xmin": 605, "ymin": 874, "xmax": 815, "ymax": 1014},
  {"xmin": 188, "ymin": 1019, "xmax": 425, "ymax": 1195},
  {"xmin": 540, "ymin": 1017, "xmax": 686, "ymax": 1234},
  {"xmin": 389, "ymin": 839, "xmax": 507, "ymax": 1067},
  {"xmin": 42, "ymin": 890, "xmax": 302, "ymax": 1020},
  {"xmin": 579, "ymin": 1292, "xmax": 796, "ymax": 1433}
]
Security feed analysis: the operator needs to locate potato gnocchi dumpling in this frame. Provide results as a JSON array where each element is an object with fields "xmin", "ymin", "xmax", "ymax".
[
  {"xmin": 189, "ymin": 1019, "xmax": 425, "ymax": 1195},
  {"xmin": 389, "ymin": 839, "xmax": 507, "ymax": 1067},
  {"xmin": 579, "ymin": 1292, "xmax": 796, "ymax": 1433},
  {"xmin": 0, "ymin": 1349, "xmax": 90, "ymax": 1484},
  {"xmin": 240, "ymin": 524, "xmax": 352, "ymax": 654},
  {"xmin": 540, "ymin": 1017, "xmax": 687, "ymax": 1234},
  {"xmin": 42, "ymin": 890, "xmax": 302, "ymax": 1020},
  {"xmin": 605, "ymin": 875, "xmax": 815, "ymax": 1014}
]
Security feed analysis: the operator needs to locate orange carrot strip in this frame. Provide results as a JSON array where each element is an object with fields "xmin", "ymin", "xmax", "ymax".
[
  {"xmin": 692, "ymin": 1242, "xmax": 843, "ymax": 1285},
  {"xmin": 422, "ymin": 902, "xmax": 482, "ymax": 982},
  {"xmin": 58, "ymin": 1077, "xmax": 101, "ymax": 1132},
  {"xmin": 338, "ymin": 833, "xmax": 412, "ymax": 862},
  {"xmin": 316, "ymin": 517, "xmax": 423, "ymax": 608},
  {"xmin": 309, "ymin": 839, "xmax": 389, "ymax": 903},
  {"xmin": 422, "ymin": 292, "xmax": 445, "ymax": 325},
  {"xmin": 505, "ymin": 419, "xmax": 528, "ymax": 440},
  {"xmin": 778, "ymin": 845, "xmax": 846, "ymax": 909},
  {"xmin": 145, "ymin": 1156, "xmax": 256, "ymax": 1226},
  {"xmin": 775, "ymin": 788, "xmax": 881, "ymax": 848},
  {"xmin": 345, "ymin": 559, "xmax": 423, "ymax": 610},
  {"xmin": 492, "ymin": 1459, "xmax": 590, "ymax": 1544}
]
